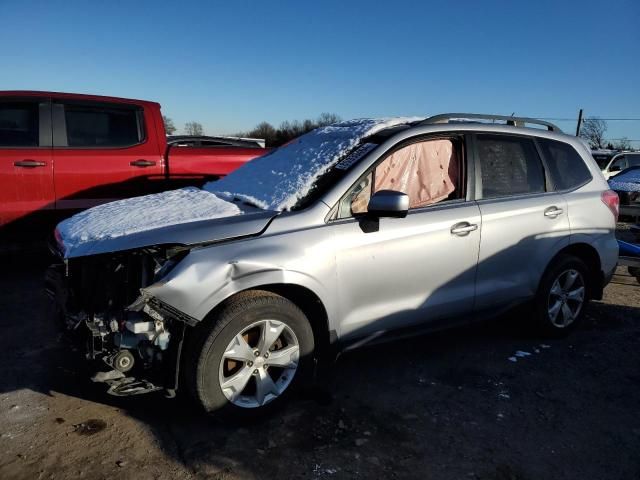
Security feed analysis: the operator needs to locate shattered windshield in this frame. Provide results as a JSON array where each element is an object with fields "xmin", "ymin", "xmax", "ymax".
[{"xmin": 204, "ymin": 117, "xmax": 423, "ymax": 211}]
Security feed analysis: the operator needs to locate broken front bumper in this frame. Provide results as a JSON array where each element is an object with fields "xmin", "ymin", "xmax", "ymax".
[{"xmin": 44, "ymin": 263, "xmax": 186, "ymax": 397}]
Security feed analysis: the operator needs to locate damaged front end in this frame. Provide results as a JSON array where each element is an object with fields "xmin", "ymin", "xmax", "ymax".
[{"xmin": 46, "ymin": 245, "xmax": 191, "ymax": 397}]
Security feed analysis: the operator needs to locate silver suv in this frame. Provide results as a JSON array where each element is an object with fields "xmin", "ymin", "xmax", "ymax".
[{"xmin": 48, "ymin": 114, "xmax": 619, "ymax": 417}]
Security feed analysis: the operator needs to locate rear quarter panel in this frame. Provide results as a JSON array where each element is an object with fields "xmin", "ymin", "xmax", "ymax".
[{"xmin": 563, "ymin": 141, "xmax": 618, "ymax": 277}]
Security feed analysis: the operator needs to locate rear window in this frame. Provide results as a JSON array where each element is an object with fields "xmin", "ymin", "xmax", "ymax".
[
  {"xmin": 538, "ymin": 139, "xmax": 592, "ymax": 190},
  {"xmin": 0, "ymin": 102, "xmax": 39, "ymax": 147},
  {"xmin": 63, "ymin": 103, "xmax": 142, "ymax": 147},
  {"xmin": 476, "ymin": 134, "xmax": 546, "ymax": 198}
]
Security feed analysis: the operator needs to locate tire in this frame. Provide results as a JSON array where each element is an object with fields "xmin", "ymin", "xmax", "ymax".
[
  {"xmin": 532, "ymin": 254, "xmax": 591, "ymax": 337},
  {"xmin": 628, "ymin": 266, "xmax": 640, "ymax": 285},
  {"xmin": 184, "ymin": 290, "xmax": 314, "ymax": 418}
]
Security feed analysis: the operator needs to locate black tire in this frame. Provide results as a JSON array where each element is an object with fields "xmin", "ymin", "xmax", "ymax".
[
  {"xmin": 532, "ymin": 254, "xmax": 591, "ymax": 337},
  {"xmin": 628, "ymin": 266, "xmax": 640, "ymax": 285},
  {"xmin": 184, "ymin": 290, "xmax": 314, "ymax": 418}
]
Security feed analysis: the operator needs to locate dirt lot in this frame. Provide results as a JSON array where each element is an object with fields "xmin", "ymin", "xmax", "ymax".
[{"xmin": 1, "ymin": 231, "xmax": 639, "ymax": 480}]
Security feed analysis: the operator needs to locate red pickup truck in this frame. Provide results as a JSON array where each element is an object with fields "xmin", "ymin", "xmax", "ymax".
[{"xmin": 0, "ymin": 91, "xmax": 267, "ymax": 239}]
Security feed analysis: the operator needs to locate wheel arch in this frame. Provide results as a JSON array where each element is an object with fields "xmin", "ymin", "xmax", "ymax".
[
  {"xmin": 546, "ymin": 242, "xmax": 604, "ymax": 299},
  {"xmin": 201, "ymin": 283, "xmax": 333, "ymax": 365}
]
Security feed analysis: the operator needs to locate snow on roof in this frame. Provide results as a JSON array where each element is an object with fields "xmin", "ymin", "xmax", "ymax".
[
  {"xmin": 57, "ymin": 187, "xmax": 242, "ymax": 257},
  {"xmin": 205, "ymin": 117, "xmax": 423, "ymax": 210}
]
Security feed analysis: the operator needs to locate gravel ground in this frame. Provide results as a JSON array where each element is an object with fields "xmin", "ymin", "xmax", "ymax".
[{"xmin": 0, "ymin": 228, "xmax": 639, "ymax": 480}]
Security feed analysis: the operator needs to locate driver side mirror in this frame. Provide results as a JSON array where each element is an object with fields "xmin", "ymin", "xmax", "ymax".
[
  {"xmin": 609, "ymin": 165, "xmax": 621, "ymax": 172},
  {"xmin": 367, "ymin": 190, "xmax": 409, "ymax": 218}
]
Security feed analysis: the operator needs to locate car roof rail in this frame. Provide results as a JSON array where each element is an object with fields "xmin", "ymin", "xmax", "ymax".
[{"xmin": 419, "ymin": 113, "xmax": 563, "ymax": 133}]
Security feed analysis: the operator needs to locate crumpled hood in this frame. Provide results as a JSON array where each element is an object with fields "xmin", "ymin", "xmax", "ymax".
[{"xmin": 56, "ymin": 187, "xmax": 277, "ymax": 258}]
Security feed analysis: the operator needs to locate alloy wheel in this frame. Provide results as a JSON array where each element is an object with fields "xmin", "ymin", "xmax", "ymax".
[
  {"xmin": 218, "ymin": 319, "xmax": 300, "ymax": 408},
  {"xmin": 547, "ymin": 269, "xmax": 585, "ymax": 328}
]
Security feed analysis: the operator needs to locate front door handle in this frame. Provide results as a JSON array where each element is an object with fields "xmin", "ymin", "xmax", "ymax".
[
  {"xmin": 130, "ymin": 159, "xmax": 156, "ymax": 167},
  {"xmin": 451, "ymin": 222, "xmax": 478, "ymax": 236},
  {"xmin": 14, "ymin": 159, "xmax": 46, "ymax": 168},
  {"xmin": 544, "ymin": 206, "xmax": 564, "ymax": 218}
]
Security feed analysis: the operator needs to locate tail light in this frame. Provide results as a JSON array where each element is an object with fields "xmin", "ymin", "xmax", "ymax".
[{"xmin": 601, "ymin": 190, "xmax": 620, "ymax": 222}]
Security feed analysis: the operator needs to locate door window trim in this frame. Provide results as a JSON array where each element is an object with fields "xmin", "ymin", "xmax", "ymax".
[
  {"xmin": 0, "ymin": 97, "xmax": 52, "ymax": 149},
  {"xmin": 327, "ymin": 133, "xmax": 472, "ymax": 222},
  {"xmin": 51, "ymin": 99, "xmax": 147, "ymax": 149}
]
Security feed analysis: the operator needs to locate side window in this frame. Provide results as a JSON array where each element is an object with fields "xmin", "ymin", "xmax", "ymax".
[
  {"xmin": 610, "ymin": 156, "xmax": 627, "ymax": 171},
  {"xmin": 62, "ymin": 103, "xmax": 142, "ymax": 147},
  {"xmin": 0, "ymin": 102, "xmax": 39, "ymax": 147},
  {"xmin": 628, "ymin": 155, "xmax": 640, "ymax": 168},
  {"xmin": 339, "ymin": 138, "xmax": 463, "ymax": 217},
  {"xmin": 537, "ymin": 138, "xmax": 592, "ymax": 190},
  {"xmin": 476, "ymin": 134, "xmax": 545, "ymax": 199}
]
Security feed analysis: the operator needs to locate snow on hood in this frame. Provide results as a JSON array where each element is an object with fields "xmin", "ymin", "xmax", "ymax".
[
  {"xmin": 609, "ymin": 168, "xmax": 640, "ymax": 192},
  {"xmin": 205, "ymin": 117, "xmax": 423, "ymax": 210},
  {"xmin": 57, "ymin": 187, "xmax": 242, "ymax": 257}
]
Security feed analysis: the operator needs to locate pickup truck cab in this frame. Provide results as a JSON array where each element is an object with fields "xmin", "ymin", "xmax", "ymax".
[{"xmin": 0, "ymin": 91, "xmax": 267, "ymax": 239}]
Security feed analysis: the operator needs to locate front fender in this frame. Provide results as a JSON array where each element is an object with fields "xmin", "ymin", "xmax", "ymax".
[{"xmin": 142, "ymin": 236, "xmax": 337, "ymax": 331}]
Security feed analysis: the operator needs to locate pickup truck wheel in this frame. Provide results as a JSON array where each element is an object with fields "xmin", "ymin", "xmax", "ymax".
[
  {"xmin": 532, "ymin": 255, "xmax": 590, "ymax": 337},
  {"xmin": 185, "ymin": 291, "xmax": 314, "ymax": 418}
]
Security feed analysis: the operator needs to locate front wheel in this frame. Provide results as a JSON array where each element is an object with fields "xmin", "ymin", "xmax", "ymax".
[
  {"xmin": 185, "ymin": 291, "xmax": 315, "ymax": 417},
  {"xmin": 532, "ymin": 255, "xmax": 590, "ymax": 336}
]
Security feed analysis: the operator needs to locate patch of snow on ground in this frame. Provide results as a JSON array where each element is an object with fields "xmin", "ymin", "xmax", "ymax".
[
  {"xmin": 57, "ymin": 187, "xmax": 241, "ymax": 256},
  {"xmin": 206, "ymin": 117, "xmax": 423, "ymax": 211},
  {"xmin": 515, "ymin": 350, "xmax": 532, "ymax": 358}
]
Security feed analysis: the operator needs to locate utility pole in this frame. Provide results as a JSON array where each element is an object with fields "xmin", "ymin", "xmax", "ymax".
[{"xmin": 575, "ymin": 109, "xmax": 583, "ymax": 136}]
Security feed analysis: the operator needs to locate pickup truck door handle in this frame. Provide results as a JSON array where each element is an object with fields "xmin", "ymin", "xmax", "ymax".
[
  {"xmin": 130, "ymin": 159, "xmax": 156, "ymax": 167},
  {"xmin": 14, "ymin": 160, "xmax": 47, "ymax": 168},
  {"xmin": 450, "ymin": 222, "xmax": 478, "ymax": 236},
  {"xmin": 544, "ymin": 206, "xmax": 564, "ymax": 218}
]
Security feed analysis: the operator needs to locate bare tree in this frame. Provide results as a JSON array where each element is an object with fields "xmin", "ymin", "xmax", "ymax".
[
  {"xmin": 184, "ymin": 121, "xmax": 204, "ymax": 136},
  {"xmin": 611, "ymin": 137, "xmax": 631, "ymax": 150},
  {"xmin": 162, "ymin": 115, "xmax": 176, "ymax": 135},
  {"xmin": 249, "ymin": 122, "xmax": 278, "ymax": 146},
  {"xmin": 579, "ymin": 117, "xmax": 607, "ymax": 149},
  {"xmin": 317, "ymin": 112, "xmax": 341, "ymax": 126}
]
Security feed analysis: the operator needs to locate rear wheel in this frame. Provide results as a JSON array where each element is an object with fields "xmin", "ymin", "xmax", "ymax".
[
  {"xmin": 185, "ymin": 291, "xmax": 315, "ymax": 417},
  {"xmin": 533, "ymin": 255, "xmax": 590, "ymax": 336}
]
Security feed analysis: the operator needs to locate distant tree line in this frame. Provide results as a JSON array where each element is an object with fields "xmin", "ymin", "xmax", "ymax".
[
  {"xmin": 162, "ymin": 113, "xmax": 342, "ymax": 145},
  {"xmin": 238, "ymin": 113, "xmax": 342, "ymax": 147}
]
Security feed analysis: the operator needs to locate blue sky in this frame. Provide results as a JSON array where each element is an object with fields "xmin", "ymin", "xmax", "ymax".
[{"xmin": 1, "ymin": 0, "xmax": 639, "ymax": 143}]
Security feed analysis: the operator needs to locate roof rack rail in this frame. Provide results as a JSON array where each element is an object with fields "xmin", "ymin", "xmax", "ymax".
[{"xmin": 419, "ymin": 113, "xmax": 562, "ymax": 133}]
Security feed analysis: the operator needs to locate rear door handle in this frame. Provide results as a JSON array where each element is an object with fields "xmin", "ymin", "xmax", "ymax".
[
  {"xmin": 130, "ymin": 159, "xmax": 156, "ymax": 167},
  {"xmin": 544, "ymin": 206, "xmax": 564, "ymax": 218},
  {"xmin": 451, "ymin": 222, "xmax": 478, "ymax": 236},
  {"xmin": 14, "ymin": 160, "xmax": 46, "ymax": 168}
]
